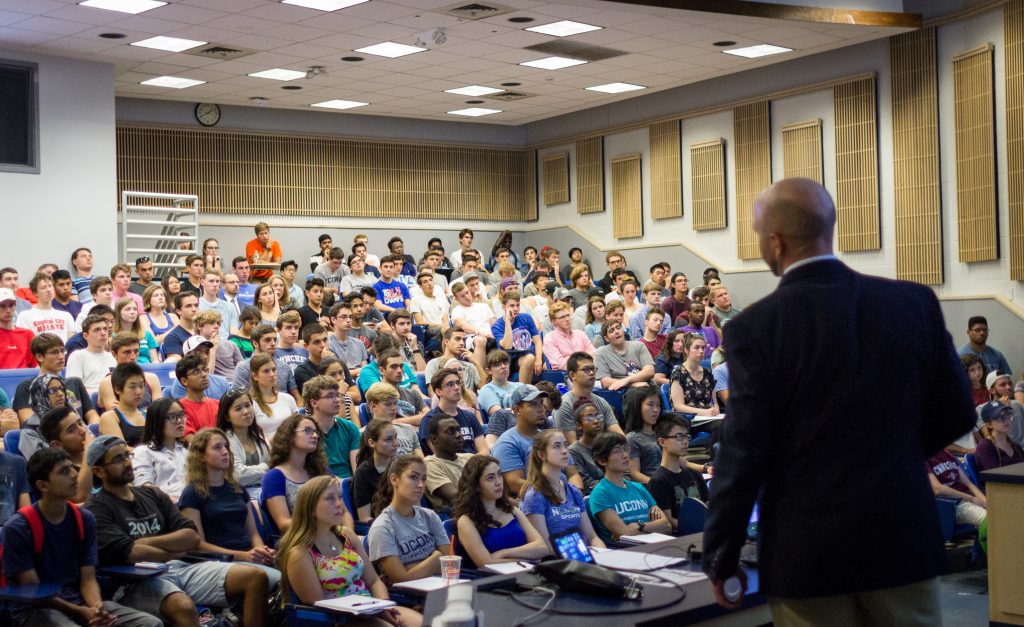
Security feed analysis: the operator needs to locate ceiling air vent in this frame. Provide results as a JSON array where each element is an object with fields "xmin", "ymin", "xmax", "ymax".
[
  {"xmin": 438, "ymin": 2, "xmax": 513, "ymax": 20},
  {"xmin": 485, "ymin": 91, "xmax": 533, "ymax": 101},
  {"xmin": 185, "ymin": 44, "xmax": 255, "ymax": 61},
  {"xmin": 524, "ymin": 41, "xmax": 626, "ymax": 62}
]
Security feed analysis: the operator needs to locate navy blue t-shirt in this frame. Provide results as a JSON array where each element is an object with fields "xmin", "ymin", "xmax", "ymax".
[
  {"xmin": 417, "ymin": 406, "xmax": 483, "ymax": 454},
  {"xmin": 0, "ymin": 451, "xmax": 29, "ymax": 527},
  {"xmin": 178, "ymin": 482, "xmax": 252, "ymax": 552},
  {"xmin": 373, "ymin": 279, "xmax": 410, "ymax": 309},
  {"xmin": 2, "ymin": 503, "xmax": 97, "ymax": 604},
  {"xmin": 162, "ymin": 325, "xmax": 194, "ymax": 360}
]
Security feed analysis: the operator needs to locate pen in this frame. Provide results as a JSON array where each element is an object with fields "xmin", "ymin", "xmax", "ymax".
[{"xmin": 351, "ymin": 602, "xmax": 380, "ymax": 607}]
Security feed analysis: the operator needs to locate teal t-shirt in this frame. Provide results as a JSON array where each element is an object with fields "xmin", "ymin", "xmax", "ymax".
[
  {"xmin": 323, "ymin": 416, "xmax": 362, "ymax": 478},
  {"xmin": 588, "ymin": 477, "xmax": 657, "ymax": 543}
]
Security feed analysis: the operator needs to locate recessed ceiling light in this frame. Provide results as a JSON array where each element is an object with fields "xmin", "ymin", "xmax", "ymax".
[
  {"xmin": 445, "ymin": 85, "xmax": 504, "ymax": 97},
  {"xmin": 526, "ymin": 20, "xmax": 601, "ymax": 37},
  {"xmin": 508, "ymin": 16, "xmax": 534, "ymax": 23},
  {"xmin": 448, "ymin": 107, "xmax": 502, "ymax": 117},
  {"xmin": 79, "ymin": 0, "xmax": 166, "ymax": 14},
  {"xmin": 585, "ymin": 82, "xmax": 646, "ymax": 94},
  {"xmin": 282, "ymin": 85, "xmax": 303, "ymax": 90},
  {"xmin": 311, "ymin": 99, "xmax": 369, "ymax": 110},
  {"xmin": 131, "ymin": 36, "xmax": 207, "ymax": 52},
  {"xmin": 249, "ymin": 68, "xmax": 306, "ymax": 81},
  {"xmin": 713, "ymin": 40, "xmax": 736, "ymax": 47},
  {"xmin": 520, "ymin": 56, "xmax": 587, "ymax": 70},
  {"xmin": 722, "ymin": 44, "xmax": 792, "ymax": 58},
  {"xmin": 99, "ymin": 32, "xmax": 126, "ymax": 39},
  {"xmin": 140, "ymin": 75, "xmax": 205, "ymax": 89},
  {"xmin": 281, "ymin": 0, "xmax": 369, "ymax": 10},
  {"xmin": 500, "ymin": 82, "xmax": 521, "ymax": 87},
  {"xmin": 355, "ymin": 42, "xmax": 426, "ymax": 58},
  {"xmin": 341, "ymin": 56, "xmax": 364, "ymax": 62}
]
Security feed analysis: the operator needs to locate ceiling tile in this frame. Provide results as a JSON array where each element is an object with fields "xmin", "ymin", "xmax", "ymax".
[
  {"xmin": 107, "ymin": 15, "xmax": 191, "ymax": 35},
  {"xmin": 0, "ymin": 9, "xmax": 31, "ymax": 26},
  {"xmin": 140, "ymin": 3, "xmax": 228, "ymax": 26},
  {"xmin": 15, "ymin": 15, "xmax": 94, "ymax": 35},
  {"xmin": 0, "ymin": 26, "xmax": 63, "ymax": 45},
  {"xmin": 0, "ymin": 0, "xmax": 64, "ymax": 16},
  {"xmin": 201, "ymin": 14, "xmax": 284, "ymax": 35}
]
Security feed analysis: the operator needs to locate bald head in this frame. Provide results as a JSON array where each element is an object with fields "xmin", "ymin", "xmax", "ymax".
[{"xmin": 753, "ymin": 178, "xmax": 836, "ymax": 275}]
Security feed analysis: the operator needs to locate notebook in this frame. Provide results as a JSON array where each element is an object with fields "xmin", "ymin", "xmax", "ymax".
[{"xmin": 314, "ymin": 596, "xmax": 396, "ymax": 615}]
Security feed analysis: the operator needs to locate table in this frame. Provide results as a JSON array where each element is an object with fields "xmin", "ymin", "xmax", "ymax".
[
  {"xmin": 421, "ymin": 533, "xmax": 767, "ymax": 626},
  {"xmin": 0, "ymin": 583, "xmax": 60, "ymax": 603},
  {"xmin": 981, "ymin": 461, "xmax": 1024, "ymax": 625}
]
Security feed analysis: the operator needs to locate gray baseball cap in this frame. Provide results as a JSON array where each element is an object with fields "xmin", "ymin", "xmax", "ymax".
[{"xmin": 86, "ymin": 435, "xmax": 126, "ymax": 468}]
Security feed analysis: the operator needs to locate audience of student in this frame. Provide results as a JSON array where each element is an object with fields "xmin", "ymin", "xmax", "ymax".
[
  {"xmin": 554, "ymin": 352, "xmax": 624, "ymax": 444},
  {"xmin": 190, "ymin": 311, "xmax": 241, "ymax": 380},
  {"xmin": 16, "ymin": 273, "xmax": 76, "ymax": 343},
  {"xmin": 74, "ymin": 277, "xmax": 114, "ymax": 331},
  {"xmin": 130, "ymin": 397, "xmax": 188, "ymax": 501},
  {"xmin": 974, "ymin": 401, "xmax": 1024, "ymax": 475},
  {"xmin": 636, "ymin": 306, "xmax": 667, "ymax": 360},
  {"xmin": 352, "ymin": 418, "xmax": 399, "ymax": 522},
  {"xmin": 51, "ymin": 269, "xmax": 84, "ymax": 320},
  {"xmin": 254, "ymin": 283, "xmax": 282, "ymax": 327},
  {"xmin": 669, "ymin": 332, "xmax": 720, "ymax": 416},
  {"xmin": 277, "ymin": 475, "xmax": 422, "ymax": 626},
  {"xmin": 622, "ymin": 385, "xmax": 663, "ymax": 484},
  {"xmin": 304, "ymin": 375, "xmax": 361, "ymax": 479},
  {"xmin": 543, "ymin": 301, "xmax": 595, "ymax": 370},
  {"xmin": 367, "ymin": 455, "xmax": 452, "ymax": 584},
  {"xmin": 98, "ymin": 363, "xmax": 149, "ymax": 447},
  {"xmin": 378, "ymin": 348, "xmax": 430, "ymax": 427},
  {"xmin": 567, "ymin": 399, "xmax": 605, "ymax": 495},
  {"xmin": 423, "ymin": 328, "xmax": 483, "ymax": 395},
  {"xmin": 250, "ymin": 353, "xmax": 300, "ymax": 440},
  {"xmin": 492, "ymin": 385, "xmax": 554, "ymax": 495},
  {"xmin": 162, "ymin": 292, "xmax": 200, "ymax": 362},
  {"xmin": 418, "ymin": 368, "xmax": 487, "ymax": 455},
  {"xmin": 39, "ymin": 406, "xmax": 94, "ymax": 503},
  {"xmin": 453, "ymin": 455, "xmax": 549, "ymax": 568},
  {"xmin": 364, "ymin": 382, "xmax": 423, "ymax": 457},
  {"xmin": 113, "ymin": 297, "xmax": 159, "ymax": 364},
  {"xmin": 14, "ymin": 334, "xmax": 97, "ymax": 425},
  {"xmin": 166, "ymin": 338, "xmax": 231, "ymax": 402},
  {"xmin": 709, "ymin": 285, "xmax": 741, "ymax": 326},
  {"xmin": 926, "ymin": 448, "xmax": 988, "ymax": 530},
  {"xmin": 141, "ymin": 284, "xmax": 178, "ymax": 346},
  {"xmin": 958, "ymin": 315, "xmax": 1012, "ymax": 376},
  {"xmin": 962, "ymin": 353, "xmax": 991, "ymax": 407},
  {"xmin": 492, "ymin": 292, "xmax": 543, "ymax": 385},
  {"xmin": 173, "ymin": 351, "xmax": 220, "ymax": 438},
  {"xmin": 65, "ymin": 314, "xmax": 115, "ymax": 395},
  {"xmin": 216, "ymin": 388, "xmax": 270, "ymax": 499},
  {"xmin": 420, "ymin": 414, "xmax": 472, "ymax": 515},
  {"xmin": 327, "ymin": 301, "xmax": 370, "ymax": 377},
  {"xmin": 0, "ymin": 288, "xmax": 36, "ymax": 369},
  {"xmin": 588, "ymin": 432, "xmax": 672, "ymax": 543},
  {"xmin": 646, "ymin": 414, "xmax": 708, "ymax": 532},
  {"xmin": 247, "ymin": 222, "xmax": 283, "ymax": 283},
  {"xmin": 594, "ymin": 319, "xmax": 655, "ymax": 391},
  {"xmin": 654, "ymin": 329, "xmax": 686, "ymax": 387},
  {"xmin": 478, "ymin": 349, "xmax": 522, "ymax": 419}
]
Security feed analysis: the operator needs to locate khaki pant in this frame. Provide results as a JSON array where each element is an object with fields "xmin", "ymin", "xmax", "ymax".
[{"xmin": 768, "ymin": 577, "xmax": 941, "ymax": 627}]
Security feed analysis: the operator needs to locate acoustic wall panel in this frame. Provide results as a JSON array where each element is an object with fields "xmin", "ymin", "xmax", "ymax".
[
  {"xmin": 690, "ymin": 139, "xmax": 727, "ymax": 231},
  {"xmin": 834, "ymin": 77, "xmax": 881, "ymax": 251},
  {"xmin": 611, "ymin": 153, "xmax": 643, "ymax": 239},
  {"xmin": 733, "ymin": 101, "xmax": 771, "ymax": 260},
  {"xmin": 650, "ymin": 120, "xmax": 682, "ymax": 219}
]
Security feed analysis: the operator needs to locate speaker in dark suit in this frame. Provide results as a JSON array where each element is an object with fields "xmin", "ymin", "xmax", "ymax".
[{"xmin": 702, "ymin": 179, "xmax": 975, "ymax": 625}]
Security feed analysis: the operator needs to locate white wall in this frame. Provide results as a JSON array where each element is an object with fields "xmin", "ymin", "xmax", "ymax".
[{"xmin": 0, "ymin": 50, "xmax": 116, "ymax": 279}]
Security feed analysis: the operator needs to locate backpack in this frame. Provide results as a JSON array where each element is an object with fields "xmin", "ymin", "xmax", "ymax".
[{"xmin": 0, "ymin": 501, "xmax": 85, "ymax": 586}]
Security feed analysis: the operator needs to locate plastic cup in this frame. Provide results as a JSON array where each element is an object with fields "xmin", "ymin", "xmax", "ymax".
[{"xmin": 440, "ymin": 555, "xmax": 462, "ymax": 585}]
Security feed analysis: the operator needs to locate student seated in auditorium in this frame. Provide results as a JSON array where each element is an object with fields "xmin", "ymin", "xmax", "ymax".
[
  {"xmin": 588, "ymin": 432, "xmax": 672, "ymax": 544},
  {"xmin": 479, "ymin": 349, "xmax": 522, "ymax": 420},
  {"xmin": 131, "ymin": 397, "xmax": 188, "ymax": 501},
  {"xmin": 450, "ymin": 279, "xmax": 494, "ymax": 366},
  {"xmin": 626, "ymin": 282, "xmax": 669, "ymax": 342},
  {"xmin": 962, "ymin": 354, "xmax": 991, "ymax": 409},
  {"xmin": 677, "ymin": 301, "xmax": 721, "ymax": 355},
  {"xmin": 647, "ymin": 414, "xmax": 708, "ymax": 533},
  {"xmin": 14, "ymin": 334, "xmax": 97, "ymax": 425},
  {"xmin": 51, "ymin": 269, "xmax": 84, "ymax": 320},
  {"xmin": 653, "ymin": 329, "xmax": 686, "ymax": 387},
  {"xmin": 69, "ymin": 248, "xmax": 95, "ymax": 305},
  {"xmin": 710, "ymin": 285, "xmax": 741, "ymax": 326},
  {"xmin": 192, "ymin": 310, "xmax": 243, "ymax": 381},
  {"xmin": 141, "ymin": 284, "xmax": 178, "ymax": 347},
  {"xmin": 376, "ymin": 348, "xmax": 430, "ymax": 427},
  {"xmin": 327, "ymin": 301, "xmax": 369, "ymax": 378},
  {"xmin": 348, "ymin": 288, "xmax": 385, "ymax": 347},
  {"xmin": 129, "ymin": 256, "xmax": 156, "ymax": 299},
  {"xmin": 591, "ymin": 300, "xmax": 629, "ymax": 348},
  {"xmin": 352, "ymin": 418, "xmax": 399, "ymax": 522},
  {"xmin": 411, "ymin": 270, "xmax": 450, "ymax": 353},
  {"xmin": 594, "ymin": 320, "xmax": 655, "ymax": 392},
  {"xmin": 373, "ymin": 255, "xmax": 412, "ymax": 315},
  {"xmin": 179, "ymin": 255, "xmax": 204, "ymax": 296},
  {"xmin": 167, "ymin": 336, "xmax": 231, "ymax": 401},
  {"xmin": 926, "ymin": 447, "xmax": 987, "ymax": 530},
  {"xmin": 339, "ymin": 253, "xmax": 376, "ymax": 296},
  {"xmin": 669, "ymin": 332, "xmax": 720, "ymax": 417},
  {"xmin": 171, "ymin": 352, "xmax": 219, "ymax": 439},
  {"xmin": 274, "ymin": 311, "xmax": 309, "ymax": 376},
  {"xmin": 304, "ymin": 375, "xmax": 360, "ymax": 479},
  {"xmin": 418, "ymin": 250, "xmax": 450, "ymax": 294},
  {"xmin": 366, "ymin": 455, "xmax": 452, "ymax": 585},
  {"xmin": 387, "ymin": 308, "xmax": 426, "ymax": 370},
  {"xmin": 492, "ymin": 292, "xmax": 542, "ymax": 385},
  {"xmin": 386, "ymin": 236, "xmax": 417, "ymax": 282},
  {"xmin": 197, "ymin": 269, "xmax": 238, "ymax": 340},
  {"xmin": 567, "ymin": 399, "xmax": 604, "ymax": 495},
  {"xmin": 73, "ymin": 277, "xmax": 114, "ymax": 331},
  {"xmin": 65, "ymin": 314, "xmax": 116, "ymax": 396},
  {"xmin": 85, "ymin": 435, "xmax": 272, "ymax": 627},
  {"xmin": 16, "ymin": 272, "xmax": 76, "ymax": 343},
  {"xmin": 65, "ymin": 304, "xmax": 113, "ymax": 358},
  {"xmin": 2, "ymin": 447, "xmax": 164, "ymax": 627},
  {"xmin": 364, "ymin": 382, "xmax": 423, "ymax": 458},
  {"xmin": 356, "ymin": 333, "xmax": 417, "ymax": 394},
  {"xmin": 974, "ymin": 401, "xmax": 1024, "ymax": 476},
  {"xmin": 539, "ymin": 247, "xmax": 565, "ymax": 288},
  {"xmin": 297, "ymin": 277, "xmax": 326, "ymax": 330},
  {"xmin": 424, "ymin": 328, "xmax": 484, "ymax": 395},
  {"xmin": 974, "ymin": 371, "xmax": 1024, "ymax": 449},
  {"xmin": 277, "ymin": 475, "xmax": 423, "ymax": 627},
  {"xmin": 113, "ymin": 297, "xmax": 158, "ymax": 365},
  {"xmin": 352, "ymin": 238, "xmax": 381, "ymax": 277},
  {"xmin": 232, "ymin": 325, "xmax": 302, "ymax": 405},
  {"xmin": 39, "ymin": 406, "xmax": 94, "ymax": 503},
  {"xmin": 247, "ymin": 221, "xmax": 284, "ymax": 283},
  {"xmin": 232, "ymin": 257, "xmax": 258, "ymax": 309},
  {"xmin": 453, "ymin": 455, "xmax": 550, "ymax": 568},
  {"xmin": 313, "ymin": 247, "xmax": 350, "ymax": 299},
  {"xmin": 958, "ymin": 315, "xmax": 1012, "ymax": 377},
  {"xmin": 254, "ymin": 283, "xmax": 282, "ymax": 327},
  {"xmin": 635, "ymin": 306, "xmax": 667, "ymax": 360},
  {"xmin": 217, "ymin": 388, "xmax": 270, "ymax": 499},
  {"xmin": 596, "ymin": 251, "xmax": 640, "ymax": 296},
  {"xmin": 310, "ymin": 233, "xmax": 332, "ymax": 273},
  {"xmin": 417, "ymin": 368, "xmax": 488, "ymax": 456},
  {"xmin": 161, "ymin": 292, "xmax": 200, "ymax": 363},
  {"xmin": 520, "ymin": 430, "xmax": 605, "ymax": 551},
  {"xmin": 492, "ymin": 385, "xmax": 555, "ymax": 496},
  {"xmin": 280, "ymin": 261, "xmax": 306, "ymax": 308},
  {"xmin": 98, "ymin": 362, "xmax": 149, "ymax": 448},
  {"xmin": 543, "ymin": 301, "xmax": 595, "ymax": 370},
  {"xmin": 249, "ymin": 353, "xmax": 300, "ymax": 440},
  {"xmin": 422, "ymin": 414, "xmax": 472, "ymax": 516},
  {"xmin": 297, "ymin": 322, "xmax": 357, "ymax": 405},
  {"xmin": 554, "ymin": 352, "xmax": 624, "ymax": 444},
  {"xmin": 623, "ymin": 385, "xmax": 664, "ymax": 484},
  {"xmin": 178, "ymin": 429, "xmax": 280, "ymax": 581},
  {"xmin": 489, "ymin": 248, "xmax": 524, "ymax": 286}
]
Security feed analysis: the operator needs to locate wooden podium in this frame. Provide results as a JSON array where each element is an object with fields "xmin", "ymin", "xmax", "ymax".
[{"xmin": 981, "ymin": 461, "xmax": 1024, "ymax": 625}]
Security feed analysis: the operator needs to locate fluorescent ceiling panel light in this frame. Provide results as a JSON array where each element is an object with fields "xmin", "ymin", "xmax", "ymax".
[
  {"xmin": 526, "ymin": 20, "xmax": 601, "ymax": 37},
  {"xmin": 448, "ymin": 107, "xmax": 502, "ymax": 117},
  {"xmin": 131, "ymin": 36, "xmax": 206, "ymax": 52},
  {"xmin": 311, "ymin": 99, "xmax": 369, "ymax": 110},
  {"xmin": 519, "ymin": 56, "xmax": 586, "ymax": 70},
  {"xmin": 248, "ymin": 68, "xmax": 306, "ymax": 81},
  {"xmin": 444, "ymin": 85, "xmax": 504, "ymax": 96},
  {"xmin": 281, "ymin": 0, "xmax": 369, "ymax": 10},
  {"xmin": 355, "ymin": 42, "xmax": 427, "ymax": 58},
  {"xmin": 140, "ymin": 75, "xmax": 205, "ymax": 89},
  {"xmin": 79, "ymin": 0, "xmax": 166, "ymax": 14},
  {"xmin": 722, "ymin": 44, "xmax": 792, "ymax": 59},
  {"xmin": 585, "ymin": 82, "xmax": 646, "ymax": 94}
]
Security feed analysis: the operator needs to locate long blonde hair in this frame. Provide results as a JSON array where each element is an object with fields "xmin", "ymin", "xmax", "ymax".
[
  {"xmin": 276, "ymin": 475, "xmax": 346, "ymax": 605},
  {"xmin": 249, "ymin": 353, "xmax": 277, "ymax": 417},
  {"xmin": 185, "ymin": 428, "xmax": 241, "ymax": 499},
  {"xmin": 519, "ymin": 430, "xmax": 566, "ymax": 503},
  {"xmin": 114, "ymin": 297, "xmax": 144, "ymax": 339}
]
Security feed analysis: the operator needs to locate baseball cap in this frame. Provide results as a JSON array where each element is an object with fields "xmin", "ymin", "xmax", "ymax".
[
  {"xmin": 986, "ymin": 370, "xmax": 1011, "ymax": 389},
  {"xmin": 552, "ymin": 287, "xmax": 572, "ymax": 301},
  {"xmin": 0, "ymin": 288, "xmax": 15, "ymax": 304},
  {"xmin": 510, "ymin": 384, "xmax": 548, "ymax": 406},
  {"xmin": 981, "ymin": 400, "xmax": 1013, "ymax": 422},
  {"xmin": 86, "ymin": 434, "xmax": 127, "ymax": 468},
  {"xmin": 462, "ymin": 271, "xmax": 479, "ymax": 281},
  {"xmin": 183, "ymin": 336, "xmax": 214, "ymax": 355},
  {"xmin": 500, "ymin": 278, "xmax": 519, "ymax": 290}
]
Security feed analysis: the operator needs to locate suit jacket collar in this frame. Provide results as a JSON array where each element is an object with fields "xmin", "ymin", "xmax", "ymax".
[{"xmin": 778, "ymin": 258, "xmax": 849, "ymax": 288}]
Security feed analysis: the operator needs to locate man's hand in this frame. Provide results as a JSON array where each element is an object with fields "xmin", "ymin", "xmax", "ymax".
[
  {"xmin": 648, "ymin": 506, "xmax": 664, "ymax": 521},
  {"xmin": 533, "ymin": 357, "xmax": 543, "ymax": 375},
  {"xmin": 80, "ymin": 602, "xmax": 117, "ymax": 627},
  {"xmin": 607, "ymin": 379, "xmax": 628, "ymax": 391},
  {"xmin": 710, "ymin": 569, "xmax": 748, "ymax": 609}
]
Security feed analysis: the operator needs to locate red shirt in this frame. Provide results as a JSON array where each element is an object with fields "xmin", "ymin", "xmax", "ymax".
[
  {"xmin": 245, "ymin": 239, "xmax": 283, "ymax": 280},
  {"xmin": 0, "ymin": 326, "xmax": 37, "ymax": 369},
  {"xmin": 179, "ymin": 397, "xmax": 220, "ymax": 436},
  {"xmin": 640, "ymin": 334, "xmax": 666, "ymax": 360}
]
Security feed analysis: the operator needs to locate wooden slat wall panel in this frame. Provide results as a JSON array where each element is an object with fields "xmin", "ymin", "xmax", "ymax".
[
  {"xmin": 733, "ymin": 101, "xmax": 771, "ymax": 259},
  {"xmin": 953, "ymin": 45, "xmax": 998, "ymax": 262},
  {"xmin": 1007, "ymin": 3, "xmax": 1024, "ymax": 278},
  {"xmin": 891, "ymin": 28, "xmax": 943, "ymax": 284},
  {"xmin": 576, "ymin": 136, "xmax": 605, "ymax": 214},
  {"xmin": 782, "ymin": 120, "xmax": 823, "ymax": 183},
  {"xmin": 834, "ymin": 77, "xmax": 881, "ymax": 251},
  {"xmin": 611, "ymin": 153, "xmax": 643, "ymax": 239},
  {"xmin": 650, "ymin": 120, "xmax": 682, "ymax": 219},
  {"xmin": 115, "ymin": 126, "xmax": 534, "ymax": 220},
  {"xmin": 690, "ymin": 139, "xmax": 727, "ymax": 231},
  {"xmin": 542, "ymin": 152, "xmax": 570, "ymax": 206}
]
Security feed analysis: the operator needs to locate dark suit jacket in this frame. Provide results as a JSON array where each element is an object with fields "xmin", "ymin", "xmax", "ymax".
[{"xmin": 702, "ymin": 260, "xmax": 975, "ymax": 598}]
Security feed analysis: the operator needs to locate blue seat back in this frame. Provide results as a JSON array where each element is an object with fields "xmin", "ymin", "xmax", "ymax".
[
  {"xmin": 357, "ymin": 403, "xmax": 371, "ymax": 427},
  {"xmin": 593, "ymin": 388, "xmax": 625, "ymax": 418},
  {"xmin": 88, "ymin": 423, "xmax": 100, "ymax": 437},
  {"xmin": 141, "ymin": 362, "xmax": 177, "ymax": 387},
  {"xmin": 340, "ymin": 477, "xmax": 355, "ymax": 517},
  {"xmin": 677, "ymin": 497, "xmax": 708, "ymax": 535},
  {"xmin": 660, "ymin": 383, "xmax": 671, "ymax": 411},
  {"xmin": 415, "ymin": 373, "xmax": 428, "ymax": 395},
  {"xmin": 0, "ymin": 368, "xmax": 38, "ymax": 401},
  {"xmin": 963, "ymin": 453, "xmax": 981, "ymax": 489},
  {"xmin": 538, "ymin": 370, "xmax": 568, "ymax": 385},
  {"xmin": 3, "ymin": 429, "xmax": 21, "ymax": 457}
]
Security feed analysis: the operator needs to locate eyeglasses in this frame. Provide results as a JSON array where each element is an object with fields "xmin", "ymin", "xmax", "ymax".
[
  {"xmin": 300, "ymin": 427, "xmax": 319, "ymax": 437},
  {"xmin": 188, "ymin": 367, "xmax": 210, "ymax": 377},
  {"xmin": 578, "ymin": 414, "xmax": 602, "ymax": 423},
  {"xmin": 576, "ymin": 366, "xmax": 597, "ymax": 374},
  {"xmin": 665, "ymin": 433, "xmax": 692, "ymax": 442},
  {"xmin": 47, "ymin": 386, "xmax": 67, "ymax": 396},
  {"xmin": 554, "ymin": 314, "xmax": 571, "ymax": 321},
  {"xmin": 167, "ymin": 411, "xmax": 186, "ymax": 424},
  {"xmin": 443, "ymin": 380, "xmax": 463, "ymax": 389}
]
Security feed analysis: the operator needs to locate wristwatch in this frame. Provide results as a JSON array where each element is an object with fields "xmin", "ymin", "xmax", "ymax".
[{"xmin": 638, "ymin": 521, "xmax": 646, "ymax": 532}]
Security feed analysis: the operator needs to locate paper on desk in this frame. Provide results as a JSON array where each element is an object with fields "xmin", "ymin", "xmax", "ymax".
[
  {"xmin": 629, "ymin": 569, "xmax": 708, "ymax": 587},
  {"xmin": 618, "ymin": 532, "xmax": 676, "ymax": 544},
  {"xmin": 691, "ymin": 415, "xmax": 725, "ymax": 427},
  {"xmin": 482, "ymin": 562, "xmax": 534, "ymax": 575},
  {"xmin": 314, "ymin": 596, "xmax": 396, "ymax": 614},
  {"xmin": 393, "ymin": 576, "xmax": 471, "ymax": 592},
  {"xmin": 593, "ymin": 549, "xmax": 684, "ymax": 572}
]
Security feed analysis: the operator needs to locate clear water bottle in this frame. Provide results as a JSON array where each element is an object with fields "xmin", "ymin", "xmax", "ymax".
[{"xmin": 432, "ymin": 584, "xmax": 481, "ymax": 627}]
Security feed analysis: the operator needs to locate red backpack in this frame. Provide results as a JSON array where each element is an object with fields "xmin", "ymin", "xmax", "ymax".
[{"xmin": 0, "ymin": 501, "xmax": 84, "ymax": 586}]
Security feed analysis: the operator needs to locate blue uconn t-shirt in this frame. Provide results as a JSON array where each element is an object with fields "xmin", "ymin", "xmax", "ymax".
[
  {"xmin": 588, "ymin": 478, "xmax": 657, "ymax": 543},
  {"xmin": 367, "ymin": 505, "xmax": 449, "ymax": 565},
  {"xmin": 374, "ymin": 279, "xmax": 410, "ymax": 309},
  {"xmin": 491, "ymin": 314, "xmax": 538, "ymax": 353},
  {"xmin": 521, "ymin": 480, "xmax": 587, "ymax": 537}
]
